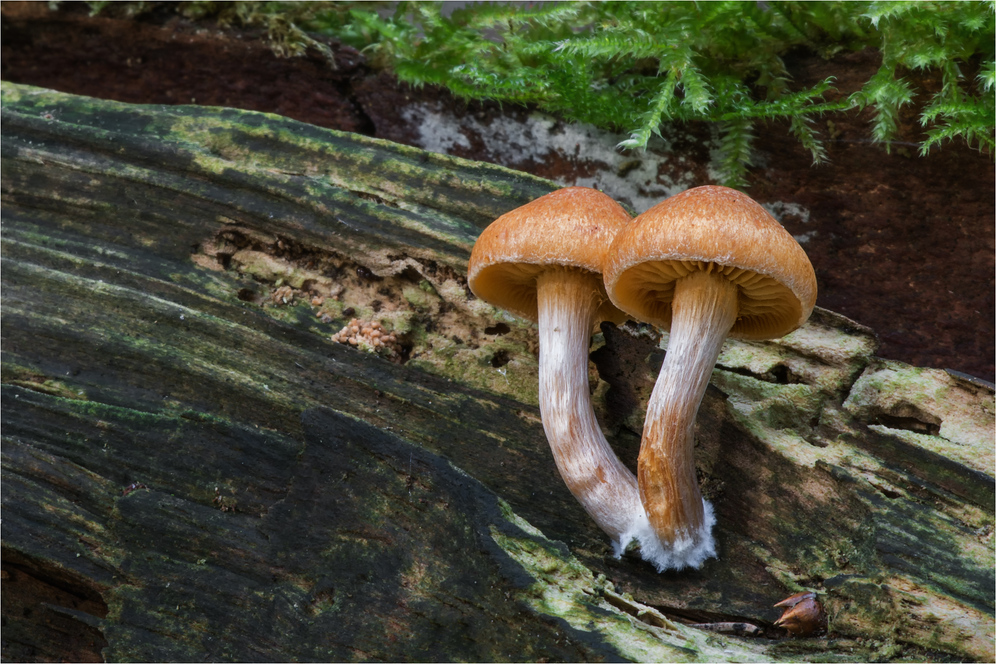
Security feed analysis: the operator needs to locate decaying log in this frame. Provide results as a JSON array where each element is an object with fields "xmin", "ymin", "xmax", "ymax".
[{"xmin": 2, "ymin": 82, "xmax": 993, "ymax": 662}]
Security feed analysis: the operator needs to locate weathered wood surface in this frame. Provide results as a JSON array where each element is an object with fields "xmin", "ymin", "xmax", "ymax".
[{"xmin": 2, "ymin": 82, "xmax": 993, "ymax": 662}]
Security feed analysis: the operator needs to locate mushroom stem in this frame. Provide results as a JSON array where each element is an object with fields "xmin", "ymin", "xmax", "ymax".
[
  {"xmin": 536, "ymin": 268, "xmax": 650, "ymax": 556},
  {"xmin": 639, "ymin": 268, "xmax": 738, "ymax": 568}
]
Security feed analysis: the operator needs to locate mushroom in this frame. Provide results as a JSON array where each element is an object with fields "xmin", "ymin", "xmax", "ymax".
[
  {"xmin": 468, "ymin": 187, "xmax": 662, "ymax": 559},
  {"xmin": 603, "ymin": 185, "xmax": 817, "ymax": 570}
]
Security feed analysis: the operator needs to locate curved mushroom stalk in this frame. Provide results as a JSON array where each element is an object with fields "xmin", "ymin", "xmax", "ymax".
[
  {"xmin": 638, "ymin": 270, "xmax": 737, "ymax": 569},
  {"xmin": 467, "ymin": 186, "xmax": 669, "ymax": 563},
  {"xmin": 603, "ymin": 185, "xmax": 818, "ymax": 571},
  {"xmin": 536, "ymin": 268, "xmax": 658, "ymax": 557}
]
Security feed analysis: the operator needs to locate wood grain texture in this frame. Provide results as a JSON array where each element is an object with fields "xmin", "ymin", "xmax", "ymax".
[{"xmin": 2, "ymin": 83, "xmax": 992, "ymax": 662}]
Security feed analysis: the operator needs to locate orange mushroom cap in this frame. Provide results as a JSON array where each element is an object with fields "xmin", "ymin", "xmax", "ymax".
[
  {"xmin": 604, "ymin": 185, "xmax": 817, "ymax": 340},
  {"xmin": 468, "ymin": 187, "xmax": 632, "ymax": 324}
]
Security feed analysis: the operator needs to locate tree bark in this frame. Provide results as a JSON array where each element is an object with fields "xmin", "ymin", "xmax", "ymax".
[{"xmin": 2, "ymin": 82, "xmax": 992, "ymax": 662}]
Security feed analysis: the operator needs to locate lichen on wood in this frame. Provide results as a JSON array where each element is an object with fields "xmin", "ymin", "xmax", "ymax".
[{"xmin": 2, "ymin": 82, "xmax": 993, "ymax": 662}]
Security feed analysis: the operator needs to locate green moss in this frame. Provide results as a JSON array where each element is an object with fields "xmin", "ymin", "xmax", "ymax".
[{"xmin": 91, "ymin": 2, "xmax": 993, "ymax": 186}]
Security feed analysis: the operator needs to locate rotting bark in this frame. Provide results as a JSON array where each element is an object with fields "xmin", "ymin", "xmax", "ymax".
[{"xmin": 2, "ymin": 83, "xmax": 993, "ymax": 662}]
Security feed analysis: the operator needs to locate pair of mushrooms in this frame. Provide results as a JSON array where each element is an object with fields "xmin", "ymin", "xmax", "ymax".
[{"xmin": 468, "ymin": 185, "xmax": 817, "ymax": 572}]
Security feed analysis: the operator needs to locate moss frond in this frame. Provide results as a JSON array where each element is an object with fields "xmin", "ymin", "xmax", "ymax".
[{"xmin": 714, "ymin": 116, "xmax": 756, "ymax": 188}]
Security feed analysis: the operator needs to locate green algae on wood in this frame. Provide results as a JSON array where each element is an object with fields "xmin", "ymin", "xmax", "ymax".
[
  {"xmin": 5, "ymin": 389, "xmax": 622, "ymax": 661},
  {"xmin": 1, "ymin": 81, "xmax": 556, "ymax": 273},
  {"xmin": 843, "ymin": 359, "xmax": 995, "ymax": 472}
]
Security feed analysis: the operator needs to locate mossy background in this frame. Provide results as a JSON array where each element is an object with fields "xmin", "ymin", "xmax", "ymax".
[{"xmin": 91, "ymin": 0, "xmax": 996, "ymax": 185}]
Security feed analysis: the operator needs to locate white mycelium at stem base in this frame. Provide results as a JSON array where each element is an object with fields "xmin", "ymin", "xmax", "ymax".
[
  {"xmin": 536, "ymin": 268, "xmax": 658, "ymax": 557},
  {"xmin": 638, "ymin": 269, "xmax": 737, "ymax": 569}
]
